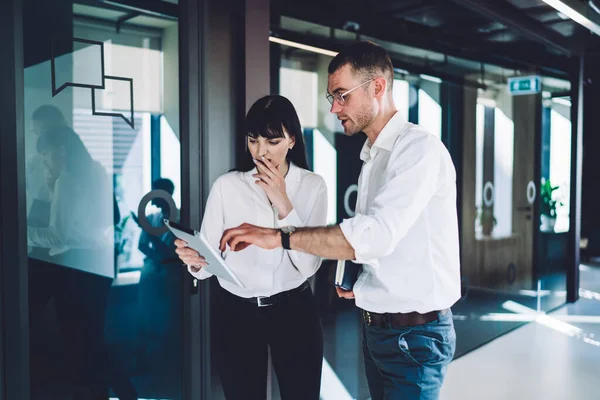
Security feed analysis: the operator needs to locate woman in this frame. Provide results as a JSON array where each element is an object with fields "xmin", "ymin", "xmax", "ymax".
[{"xmin": 175, "ymin": 95, "xmax": 327, "ymax": 399}]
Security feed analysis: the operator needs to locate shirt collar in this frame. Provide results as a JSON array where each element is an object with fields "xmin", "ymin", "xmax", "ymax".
[{"xmin": 359, "ymin": 112, "xmax": 408, "ymax": 162}]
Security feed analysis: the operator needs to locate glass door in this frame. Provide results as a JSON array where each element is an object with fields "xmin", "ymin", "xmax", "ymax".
[
  {"xmin": 455, "ymin": 77, "xmax": 572, "ymax": 357},
  {"xmin": 535, "ymin": 93, "xmax": 572, "ymax": 310},
  {"xmin": 23, "ymin": 0, "xmax": 184, "ymax": 397},
  {"xmin": 454, "ymin": 86, "xmax": 533, "ymax": 357}
]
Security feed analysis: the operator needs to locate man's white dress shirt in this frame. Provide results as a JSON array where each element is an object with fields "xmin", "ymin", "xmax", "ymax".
[
  {"xmin": 339, "ymin": 112, "xmax": 461, "ymax": 314},
  {"xmin": 26, "ymin": 153, "xmax": 52, "ymax": 215},
  {"xmin": 188, "ymin": 162, "xmax": 328, "ymax": 298}
]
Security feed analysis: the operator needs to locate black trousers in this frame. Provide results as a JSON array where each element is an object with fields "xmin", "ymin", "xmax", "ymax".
[{"xmin": 214, "ymin": 283, "xmax": 323, "ymax": 400}]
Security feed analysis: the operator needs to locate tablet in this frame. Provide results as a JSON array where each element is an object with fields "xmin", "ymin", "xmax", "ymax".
[{"xmin": 164, "ymin": 219, "xmax": 245, "ymax": 288}]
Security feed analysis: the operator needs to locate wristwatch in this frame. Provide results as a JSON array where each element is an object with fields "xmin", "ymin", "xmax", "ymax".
[{"xmin": 280, "ymin": 226, "xmax": 296, "ymax": 250}]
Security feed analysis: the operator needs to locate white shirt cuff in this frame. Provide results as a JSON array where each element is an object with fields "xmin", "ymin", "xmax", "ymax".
[
  {"xmin": 276, "ymin": 208, "xmax": 304, "ymax": 228},
  {"xmin": 187, "ymin": 264, "xmax": 213, "ymax": 280},
  {"xmin": 339, "ymin": 217, "xmax": 381, "ymax": 268}
]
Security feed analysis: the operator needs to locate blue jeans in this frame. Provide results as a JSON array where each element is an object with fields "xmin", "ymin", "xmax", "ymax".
[{"xmin": 362, "ymin": 309, "xmax": 456, "ymax": 400}]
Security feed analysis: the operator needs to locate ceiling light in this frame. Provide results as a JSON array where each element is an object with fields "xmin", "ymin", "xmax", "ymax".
[
  {"xmin": 542, "ymin": 0, "xmax": 600, "ymax": 36},
  {"xmin": 589, "ymin": 0, "xmax": 600, "ymax": 16},
  {"xmin": 268, "ymin": 37, "xmax": 338, "ymax": 57},
  {"xmin": 419, "ymin": 74, "xmax": 442, "ymax": 83}
]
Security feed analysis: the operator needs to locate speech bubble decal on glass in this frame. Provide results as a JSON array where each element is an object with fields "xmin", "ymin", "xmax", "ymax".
[
  {"xmin": 51, "ymin": 37, "xmax": 105, "ymax": 96},
  {"xmin": 92, "ymin": 76, "xmax": 135, "ymax": 128}
]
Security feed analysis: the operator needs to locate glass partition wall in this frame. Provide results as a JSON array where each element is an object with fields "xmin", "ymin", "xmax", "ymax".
[{"xmin": 22, "ymin": 1, "xmax": 184, "ymax": 397}]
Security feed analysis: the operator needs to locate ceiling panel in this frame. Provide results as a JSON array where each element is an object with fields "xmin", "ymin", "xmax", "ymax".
[{"xmin": 73, "ymin": 4, "xmax": 126, "ymax": 20}]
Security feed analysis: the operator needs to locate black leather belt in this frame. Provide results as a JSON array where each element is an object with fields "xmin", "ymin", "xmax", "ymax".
[
  {"xmin": 362, "ymin": 308, "xmax": 449, "ymax": 328},
  {"xmin": 239, "ymin": 281, "xmax": 310, "ymax": 307}
]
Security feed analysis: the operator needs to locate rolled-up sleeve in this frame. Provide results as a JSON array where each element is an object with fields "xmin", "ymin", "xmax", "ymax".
[
  {"xmin": 339, "ymin": 136, "xmax": 442, "ymax": 267},
  {"xmin": 279, "ymin": 178, "xmax": 328, "ymax": 278}
]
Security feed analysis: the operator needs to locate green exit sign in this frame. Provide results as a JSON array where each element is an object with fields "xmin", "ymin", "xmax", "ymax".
[{"xmin": 508, "ymin": 76, "xmax": 541, "ymax": 95}]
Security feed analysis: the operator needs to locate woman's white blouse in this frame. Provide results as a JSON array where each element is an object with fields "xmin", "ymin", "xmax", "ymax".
[{"xmin": 187, "ymin": 162, "xmax": 328, "ymax": 298}]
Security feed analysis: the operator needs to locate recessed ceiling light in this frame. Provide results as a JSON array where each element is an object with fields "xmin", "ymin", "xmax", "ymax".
[{"xmin": 543, "ymin": 0, "xmax": 600, "ymax": 36}]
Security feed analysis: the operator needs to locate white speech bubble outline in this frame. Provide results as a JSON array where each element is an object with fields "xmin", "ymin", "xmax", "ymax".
[
  {"xmin": 91, "ymin": 76, "xmax": 134, "ymax": 128},
  {"xmin": 527, "ymin": 181, "xmax": 536, "ymax": 204},
  {"xmin": 344, "ymin": 184, "xmax": 358, "ymax": 217},
  {"xmin": 483, "ymin": 181, "xmax": 494, "ymax": 207},
  {"xmin": 51, "ymin": 37, "xmax": 105, "ymax": 96}
]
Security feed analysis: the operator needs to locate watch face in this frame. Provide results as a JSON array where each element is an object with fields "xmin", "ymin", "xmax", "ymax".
[{"xmin": 282, "ymin": 226, "xmax": 296, "ymax": 234}]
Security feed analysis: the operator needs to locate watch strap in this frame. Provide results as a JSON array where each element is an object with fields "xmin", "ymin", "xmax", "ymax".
[{"xmin": 281, "ymin": 229, "xmax": 291, "ymax": 250}]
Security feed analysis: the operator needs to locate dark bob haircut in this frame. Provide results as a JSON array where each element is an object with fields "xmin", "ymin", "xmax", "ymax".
[{"xmin": 235, "ymin": 95, "xmax": 309, "ymax": 172}]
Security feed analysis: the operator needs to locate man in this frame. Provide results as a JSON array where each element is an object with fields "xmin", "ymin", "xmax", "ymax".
[
  {"xmin": 192, "ymin": 41, "xmax": 460, "ymax": 399},
  {"xmin": 26, "ymin": 105, "xmax": 67, "ymax": 223},
  {"xmin": 136, "ymin": 178, "xmax": 181, "ymax": 367}
]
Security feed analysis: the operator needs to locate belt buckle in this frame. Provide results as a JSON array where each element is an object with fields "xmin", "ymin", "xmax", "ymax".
[
  {"xmin": 362, "ymin": 310, "xmax": 372, "ymax": 326},
  {"xmin": 257, "ymin": 296, "xmax": 272, "ymax": 307}
]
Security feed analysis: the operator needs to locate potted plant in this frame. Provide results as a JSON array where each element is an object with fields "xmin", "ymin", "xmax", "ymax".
[
  {"xmin": 476, "ymin": 206, "xmax": 497, "ymax": 236},
  {"xmin": 540, "ymin": 178, "xmax": 562, "ymax": 232}
]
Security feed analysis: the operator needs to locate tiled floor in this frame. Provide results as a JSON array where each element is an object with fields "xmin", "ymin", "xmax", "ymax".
[{"xmin": 441, "ymin": 264, "xmax": 600, "ymax": 400}]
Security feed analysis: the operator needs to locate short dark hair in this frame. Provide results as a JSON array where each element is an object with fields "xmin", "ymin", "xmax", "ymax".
[
  {"xmin": 32, "ymin": 105, "xmax": 67, "ymax": 126},
  {"xmin": 328, "ymin": 41, "xmax": 394, "ymax": 91},
  {"xmin": 234, "ymin": 95, "xmax": 309, "ymax": 172},
  {"xmin": 152, "ymin": 178, "xmax": 175, "ymax": 195},
  {"xmin": 36, "ymin": 126, "xmax": 94, "ymax": 174}
]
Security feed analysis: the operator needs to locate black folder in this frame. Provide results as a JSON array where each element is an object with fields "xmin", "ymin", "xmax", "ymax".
[{"xmin": 334, "ymin": 260, "xmax": 360, "ymax": 291}]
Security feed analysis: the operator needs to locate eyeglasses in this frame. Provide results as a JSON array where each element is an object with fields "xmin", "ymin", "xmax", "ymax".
[{"xmin": 326, "ymin": 79, "xmax": 374, "ymax": 106}]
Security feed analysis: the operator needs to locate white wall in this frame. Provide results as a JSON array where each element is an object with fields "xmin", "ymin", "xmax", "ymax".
[
  {"xmin": 316, "ymin": 54, "xmax": 339, "ymax": 143},
  {"xmin": 163, "ymin": 23, "xmax": 180, "ymax": 139},
  {"xmin": 279, "ymin": 67, "xmax": 318, "ymax": 128},
  {"xmin": 494, "ymin": 107, "xmax": 514, "ymax": 237}
]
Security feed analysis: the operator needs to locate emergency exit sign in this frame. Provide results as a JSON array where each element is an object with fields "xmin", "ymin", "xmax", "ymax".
[{"xmin": 508, "ymin": 76, "xmax": 541, "ymax": 95}]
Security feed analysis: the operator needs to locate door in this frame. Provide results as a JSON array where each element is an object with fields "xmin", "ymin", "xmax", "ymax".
[
  {"xmin": 456, "ymin": 76, "xmax": 572, "ymax": 356},
  {"xmin": 22, "ymin": 0, "xmax": 187, "ymax": 397},
  {"xmin": 512, "ymin": 93, "xmax": 541, "ymax": 292}
]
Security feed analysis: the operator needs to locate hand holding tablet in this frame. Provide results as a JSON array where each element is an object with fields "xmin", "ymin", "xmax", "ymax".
[
  {"xmin": 165, "ymin": 219, "xmax": 245, "ymax": 287},
  {"xmin": 174, "ymin": 239, "xmax": 208, "ymax": 271}
]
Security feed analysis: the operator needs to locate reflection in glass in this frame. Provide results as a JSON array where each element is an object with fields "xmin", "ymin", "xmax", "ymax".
[
  {"xmin": 24, "ymin": 1, "xmax": 182, "ymax": 397},
  {"xmin": 28, "ymin": 124, "xmax": 114, "ymax": 277}
]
